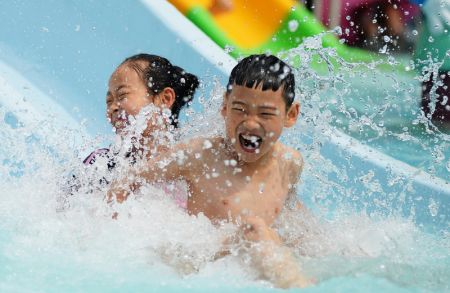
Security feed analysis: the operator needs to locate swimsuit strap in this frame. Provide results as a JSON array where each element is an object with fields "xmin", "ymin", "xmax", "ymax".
[{"xmin": 83, "ymin": 148, "xmax": 110, "ymax": 165}]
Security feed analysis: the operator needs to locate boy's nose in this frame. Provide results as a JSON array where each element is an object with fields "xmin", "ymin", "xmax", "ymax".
[{"xmin": 243, "ymin": 117, "xmax": 260, "ymax": 130}]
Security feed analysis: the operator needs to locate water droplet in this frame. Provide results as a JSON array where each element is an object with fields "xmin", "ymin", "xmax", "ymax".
[
  {"xmin": 383, "ymin": 35, "xmax": 390, "ymax": 43},
  {"xmin": 202, "ymin": 140, "xmax": 212, "ymax": 149},
  {"xmin": 412, "ymin": 30, "xmax": 418, "ymax": 36},
  {"xmin": 428, "ymin": 198, "xmax": 439, "ymax": 217},
  {"xmin": 224, "ymin": 45, "xmax": 234, "ymax": 53},
  {"xmin": 346, "ymin": 15, "xmax": 351, "ymax": 21},
  {"xmin": 288, "ymin": 20, "xmax": 299, "ymax": 32},
  {"xmin": 258, "ymin": 183, "xmax": 265, "ymax": 194},
  {"xmin": 333, "ymin": 26, "xmax": 342, "ymax": 36},
  {"xmin": 428, "ymin": 36, "xmax": 434, "ymax": 43}
]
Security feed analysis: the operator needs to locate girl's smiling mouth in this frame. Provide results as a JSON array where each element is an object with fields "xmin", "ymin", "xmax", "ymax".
[{"xmin": 111, "ymin": 111, "xmax": 128, "ymax": 129}]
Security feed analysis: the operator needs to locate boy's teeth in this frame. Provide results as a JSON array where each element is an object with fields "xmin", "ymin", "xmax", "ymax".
[
  {"xmin": 239, "ymin": 134, "xmax": 262, "ymax": 151},
  {"xmin": 242, "ymin": 134, "xmax": 259, "ymax": 142}
]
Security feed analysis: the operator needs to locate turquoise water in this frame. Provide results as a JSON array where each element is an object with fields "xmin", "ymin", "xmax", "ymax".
[
  {"xmin": 1, "ymin": 1, "xmax": 449, "ymax": 292},
  {"xmin": 284, "ymin": 43, "xmax": 450, "ymax": 181},
  {"xmin": 1, "ymin": 88, "xmax": 449, "ymax": 292}
]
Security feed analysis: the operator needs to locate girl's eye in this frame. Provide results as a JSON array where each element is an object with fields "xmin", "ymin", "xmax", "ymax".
[
  {"xmin": 261, "ymin": 113, "xmax": 276, "ymax": 117},
  {"xmin": 118, "ymin": 94, "xmax": 127, "ymax": 101}
]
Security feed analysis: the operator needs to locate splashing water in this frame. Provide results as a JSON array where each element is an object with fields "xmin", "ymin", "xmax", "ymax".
[{"xmin": 1, "ymin": 37, "xmax": 450, "ymax": 291}]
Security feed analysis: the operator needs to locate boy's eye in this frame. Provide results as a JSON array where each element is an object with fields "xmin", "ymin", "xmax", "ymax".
[
  {"xmin": 261, "ymin": 112, "xmax": 276, "ymax": 117},
  {"xmin": 232, "ymin": 107, "xmax": 245, "ymax": 113}
]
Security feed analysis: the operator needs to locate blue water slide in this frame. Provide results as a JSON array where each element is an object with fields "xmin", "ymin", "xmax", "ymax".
[{"xmin": 0, "ymin": 0, "xmax": 448, "ymax": 231}]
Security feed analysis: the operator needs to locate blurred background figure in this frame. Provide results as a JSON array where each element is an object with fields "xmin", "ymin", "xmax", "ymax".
[
  {"xmin": 300, "ymin": 0, "xmax": 449, "ymax": 123},
  {"xmin": 301, "ymin": 0, "xmax": 420, "ymax": 53},
  {"xmin": 412, "ymin": 0, "xmax": 450, "ymax": 123},
  {"xmin": 209, "ymin": 0, "xmax": 233, "ymax": 14},
  {"xmin": 341, "ymin": 0, "xmax": 419, "ymax": 52}
]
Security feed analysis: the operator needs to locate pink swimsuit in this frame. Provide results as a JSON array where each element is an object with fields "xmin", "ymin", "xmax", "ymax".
[{"xmin": 158, "ymin": 181, "xmax": 188, "ymax": 210}]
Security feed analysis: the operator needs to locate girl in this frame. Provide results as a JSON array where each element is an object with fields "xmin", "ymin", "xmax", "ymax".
[{"xmin": 68, "ymin": 54, "xmax": 199, "ymax": 210}]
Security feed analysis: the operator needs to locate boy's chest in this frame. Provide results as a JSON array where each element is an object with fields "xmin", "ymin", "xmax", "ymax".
[{"xmin": 188, "ymin": 161, "xmax": 290, "ymax": 224}]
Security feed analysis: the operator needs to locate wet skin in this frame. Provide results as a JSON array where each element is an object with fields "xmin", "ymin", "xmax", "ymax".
[
  {"xmin": 105, "ymin": 62, "xmax": 175, "ymax": 137},
  {"xmin": 120, "ymin": 84, "xmax": 303, "ymax": 226}
]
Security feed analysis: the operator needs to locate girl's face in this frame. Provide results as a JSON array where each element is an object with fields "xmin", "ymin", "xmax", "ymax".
[{"xmin": 106, "ymin": 62, "xmax": 174, "ymax": 136}]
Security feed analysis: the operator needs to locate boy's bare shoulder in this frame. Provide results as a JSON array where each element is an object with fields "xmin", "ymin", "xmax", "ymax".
[
  {"xmin": 178, "ymin": 136, "xmax": 218, "ymax": 151},
  {"xmin": 276, "ymin": 143, "xmax": 304, "ymax": 181},
  {"xmin": 179, "ymin": 136, "xmax": 226, "ymax": 161}
]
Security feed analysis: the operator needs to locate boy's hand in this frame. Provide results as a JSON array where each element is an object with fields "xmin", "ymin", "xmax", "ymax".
[
  {"xmin": 241, "ymin": 216, "xmax": 315, "ymax": 288},
  {"xmin": 241, "ymin": 216, "xmax": 282, "ymax": 245}
]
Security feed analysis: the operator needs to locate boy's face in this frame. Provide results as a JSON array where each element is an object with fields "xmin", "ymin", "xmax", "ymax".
[{"xmin": 221, "ymin": 84, "xmax": 299, "ymax": 163}]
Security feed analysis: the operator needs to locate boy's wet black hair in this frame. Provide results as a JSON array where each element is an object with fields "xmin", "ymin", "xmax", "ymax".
[
  {"xmin": 226, "ymin": 54, "xmax": 295, "ymax": 109},
  {"xmin": 122, "ymin": 53, "xmax": 199, "ymax": 128}
]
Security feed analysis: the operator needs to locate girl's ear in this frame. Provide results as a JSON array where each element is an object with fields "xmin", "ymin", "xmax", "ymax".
[
  {"xmin": 154, "ymin": 87, "xmax": 176, "ymax": 109},
  {"xmin": 284, "ymin": 102, "xmax": 300, "ymax": 128}
]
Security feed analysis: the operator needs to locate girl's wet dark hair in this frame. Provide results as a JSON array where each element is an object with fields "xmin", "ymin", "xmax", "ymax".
[
  {"xmin": 226, "ymin": 54, "xmax": 295, "ymax": 109},
  {"xmin": 121, "ymin": 53, "xmax": 199, "ymax": 128}
]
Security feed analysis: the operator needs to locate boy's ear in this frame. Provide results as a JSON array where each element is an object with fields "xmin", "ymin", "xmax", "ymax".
[
  {"xmin": 284, "ymin": 102, "xmax": 300, "ymax": 128},
  {"xmin": 220, "ymin": 93, "xmax": 228, "ymax": 117},
  {"xmin": 154, "ymin": 87, "xmax": 176, "ymax": 109}
]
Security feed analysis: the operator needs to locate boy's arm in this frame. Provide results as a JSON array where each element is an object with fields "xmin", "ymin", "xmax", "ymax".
[
  {"xmin": 107, "ymin": 138, "xmax": 204, "ymax": 203},
  {"xmin": 286, "ymin": 149, "xmax": 304, "ymax": 210},
  {"xmin": 242, "ymin": 216, "xmax": 312, "ymax": 288},
  {"xmin": 246, "ymin": 151, "xmax": 311, "ymax": 288}
]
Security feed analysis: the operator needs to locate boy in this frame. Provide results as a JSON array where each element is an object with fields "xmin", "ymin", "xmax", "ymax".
[{"xmin": 109, "ymin": 54, "xmax": 310, "ymax": 288}]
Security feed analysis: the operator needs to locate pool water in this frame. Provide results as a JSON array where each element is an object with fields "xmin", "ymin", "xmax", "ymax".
[
  {"xmin": 1, "ymin": 92, "xmax": 449, "ymax": 292},
  {"xmin": 284, "ymin": 42, "xmax": 450, "ymax": 181}
]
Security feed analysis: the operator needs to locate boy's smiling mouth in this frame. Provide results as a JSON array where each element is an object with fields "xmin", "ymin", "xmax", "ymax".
[{"xmin": 238, "ymin": 133, "xmax": 263, "ymax": 153}]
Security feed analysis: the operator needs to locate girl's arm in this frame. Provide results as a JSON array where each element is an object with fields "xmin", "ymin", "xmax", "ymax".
[{"xmin": 107, "ymin": 138, "xmax": 205, "ymax": 203}]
